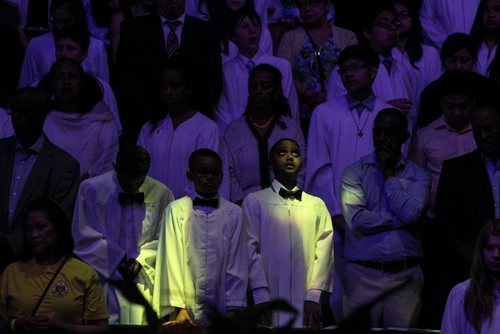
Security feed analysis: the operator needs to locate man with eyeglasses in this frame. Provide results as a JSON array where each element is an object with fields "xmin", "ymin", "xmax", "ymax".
[
  {"xmin": 306, "ymin": 44, "xmax": 392, "ymax": 324},
  {"xmin": 326, "ymin": 2, "xmax": 416, "ymax": 124}
]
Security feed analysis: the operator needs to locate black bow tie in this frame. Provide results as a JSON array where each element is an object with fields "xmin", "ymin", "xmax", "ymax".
[
  {"xmin": 279, "ymin": 188, "xmax": 302, "ymax": 201},
  {"xmin": 193, "ymin": 197, "xmax": 219, "ymax": 208},
  {"xmin": 118, "ymin": 192, "xmax": 145, "ymax": 206}
]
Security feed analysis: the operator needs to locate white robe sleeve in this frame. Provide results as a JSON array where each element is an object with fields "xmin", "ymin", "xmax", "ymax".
[
  {"xmin": 72, "ymin": 181, "xmax": 126, "ymax": 279},
  {"xmin": 308, "ymin": 202, "xmax": 334, "ymax": 293},
  {"xmin": 242, "ymin": 195, "xmax": 271, "ymax": 303},
  {"xmin": 153, "ymin": 204, "xmax": 186, "ymax": 317},
  {"xmin": 225, "ymin": 208, "xmax": 248, "ymax": 309},
  {"xmin": 305, "ymin": 106, "xmax": 337, "ymax": 215}
]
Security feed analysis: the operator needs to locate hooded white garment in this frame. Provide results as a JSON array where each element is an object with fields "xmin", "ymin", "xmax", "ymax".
[{"xmin": 43, "ymin": 101, "xmax": 120, "ymax": 177}]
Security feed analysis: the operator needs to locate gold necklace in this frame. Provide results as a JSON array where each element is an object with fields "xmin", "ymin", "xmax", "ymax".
[{"xmin": 249, "ymin": 112, "xmax": 274, "ymax": 129}]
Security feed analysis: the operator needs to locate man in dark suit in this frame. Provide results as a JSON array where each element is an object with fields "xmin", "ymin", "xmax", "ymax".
[
  {"xmin": 430, "ymin": 102, "xmax": 500, "ymax": 325},
  {"xmin": 115, "ymin": 0, "xmax": 222, "ymax": 144},
  {"xmin": 0, "ymin": 87, "xmax": 80, "ymax": 273}
]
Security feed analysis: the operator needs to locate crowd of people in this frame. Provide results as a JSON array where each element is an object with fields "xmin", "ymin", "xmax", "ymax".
[{"xmin": 1, "ymin": 0, "xmax": 500, "ymax": 333}]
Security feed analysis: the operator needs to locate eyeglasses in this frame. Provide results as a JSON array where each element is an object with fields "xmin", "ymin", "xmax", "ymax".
[
  {"xmin": 296, "ymin": 0, "xmax": 325, "ymax": 8},
  {"xmin": 338, "ymin": 63, "xmax": 368, "ymax": 75},
  {"xmin": 372, "ymin": 17, "xmax": 401, "ymax": 30},
  {"xmin": 396, "ymin": 10, "xmax": 412, "ymax": 20}
]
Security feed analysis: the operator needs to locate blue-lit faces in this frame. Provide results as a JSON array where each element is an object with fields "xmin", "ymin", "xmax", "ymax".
[
  {"xmin": 187, "ymin": 156, "xmax": 223, "ymax": 198},
  {"xmin": 484, "ymin": 234, "xmax": 500, "ymax": 274},
  {"xmin": 24, "ymin": 211, "xmax": 57, "ymax": 258},
  {"xmin": 160, "ymin": 68, "xmax": 191, "ymax": 109},
  {"xmin": 269, "ymin": 140, "xmax": 302, "ymax": 179}
]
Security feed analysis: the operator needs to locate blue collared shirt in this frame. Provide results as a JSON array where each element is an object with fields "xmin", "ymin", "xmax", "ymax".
[
  {"xmin": 483, "ymin": 154, "xmax": 500, "ymax": 218},
  {"xmin": 341, "ymin": 153, "xmax": 431, "ymax": 262},
  {"xmin": 9, "ymin": 135, "xmax": 45, "ymax": 224}
]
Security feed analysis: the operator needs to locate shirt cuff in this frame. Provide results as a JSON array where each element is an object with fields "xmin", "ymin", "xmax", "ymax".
[
  {"xmin": 305, "ymin": 289, "xmax": 321, "ymax": 303},
  {"xmin": 252, "ymin": 287, "xmax": 271, "ymax": 304}
]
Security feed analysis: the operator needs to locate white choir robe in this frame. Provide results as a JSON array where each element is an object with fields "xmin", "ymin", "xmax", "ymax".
[
  {"xmin": 475, "ymin": 42, "xmax": 498, "ymax": 77},
  {"xmin": 19, "ymin": 32, "xmax": 109, "ymax": 87},
  {"xmin": 420, "ymin": 0, "xmax": 480, "ymax": 49},
  {"xmin": 153, "ymin": 196, "xmax": 248, "ymax": 325},
  {"xmin": 244, "ymin": 179, "xmax": 334, "ymax": 328},
  {"xmin": 137, "ymin": 112, "xmax": 230, "ymax": 199},
  {"xmin": 43, "ymin": 101, "xmax": 120, "ymax": 178},
  {"xmin": 326, "ymin": 58, "xmax": 418, "ymax": 130},
  {"xmin": 215, "ymin": 51, "xmax": 299, "ymax": 133},
  {"xmin": 72, "ymin": 171, "xmax": 174, "ymax": 324},
  {"xmin": 392, "ymin": 45, "xmax": 442, "ymax": 113}
]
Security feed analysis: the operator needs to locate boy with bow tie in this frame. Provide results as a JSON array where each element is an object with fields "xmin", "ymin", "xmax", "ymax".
[
  {"xmin": 153, "ymin": 148, "xmax": 248, "ymax": 327},
  {"xmin": 72, "ymin": 145, "xmax": 174, "ymax": 324},
  {"xmin": 243, "ymin": 138, "xmax": 334, "ymax": 328}
]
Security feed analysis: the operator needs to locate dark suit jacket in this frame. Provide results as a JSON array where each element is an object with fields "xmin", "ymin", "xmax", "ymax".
[
  {"xmin": 0, "ymin": 136, "xmax": 80, "ymax": 271},
  {"xmin": 115, "ymin": 13, "xmax": 222, "ymax": 143},
  {"xmin": 434, "ymin": 149, "xmax": 495, "ymax": 283}
]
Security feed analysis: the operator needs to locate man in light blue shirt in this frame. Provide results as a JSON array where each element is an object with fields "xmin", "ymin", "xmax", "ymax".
[{"xmin": 341, "ymin": 108, "xmax": 431, "ymax": 327}]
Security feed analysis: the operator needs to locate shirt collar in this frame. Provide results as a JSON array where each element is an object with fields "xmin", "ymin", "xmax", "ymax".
[
  {"xmin": 160, "ymin": 13, "xmax": 185, "ymax": 27},
  {"xmin": 434, "ymin": 116, "xmax": 472, "ymax": 133},
  {"xmin": 189, "ymin": 190, "xmax": 219, "ymax": 201},
  {"xmin": 482, "ymin": 152, "xmax": 500, "ymax": 170},
  {"xmin": 237, "ymin": 49, "xmax": 262, "ymax": 66},
  {"xmin": 271, "ymin": 179, "xmax": 301, "ymax": 193},
  {"xmin": 346, "ymin": 94, "xmax": 376, "ymax": 112},
  {"xmin": 15, "ymin": 134, "xmax": 45, "ymax": 154}
]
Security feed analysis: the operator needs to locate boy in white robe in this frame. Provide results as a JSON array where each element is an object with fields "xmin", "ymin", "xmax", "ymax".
[
  {"xmin": 215, "ymin": 8, "xmax": 298, "ymax": 133},
  {"xmin": 244, "ymin": 138, "xmax": 333, "ymax": 328},
  {"xmin": 72, "ymin": 146, "xmax": 174, "ymax": 324},
  {"xmin": 154, "ymin": 149, "xmax": 247, "ymax": 327}
]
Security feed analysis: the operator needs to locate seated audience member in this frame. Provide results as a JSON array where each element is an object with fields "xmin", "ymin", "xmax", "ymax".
[
  {"xmin": 413, "ymin": 72, "xmax": 480, "ymax": 212},
  {"xmin": 341, "ymin": 108, "xmax": 431, "ymax": 327},
  {"xmin": 420, "ymin": 0, "xmax": 480, "ymax": 49},
  {"xmin": 194, "ymin": 0, "xmax": 273, "ymax": 64},
  {"xmin": 225, "ymin": 64, "xmax": 305, "ymax": 203},
  {"xmin": 73, "ymin": 146, "xmax": 174, "ymax": 324},
  {"xmin": 0, "ymin": 199, "xmax": 108, "ymax": 333},
  {"xmin": 154, "ymin": 149, "xmax": 247, "ymax": 327},
  {"xmin": 441, "ymin": 219, "xmax": 500, "ymax": 334},
  {"xmin": 244, "ymin": 138, "xmax": 333, "ymax": 328},
  {"xmin": 18, "ymin": 0, "xmax": 109, "ymax": 87},
  {"xmin": 391, "ymin": 0, "xmax": 442, "ymax": 113},
  {"xmin": 433, "ymin": 102, "xmax": 500, "ymax": 324},
  {"xmin": 0, "ymin": 87, "xmax": 80, "ymax": 273},
  {"xmin": 306, "ymin": 45, "xmax": 392, "ymax": 322},
  {"xmin": 38, "ymin": 58, "xmax": 119, "ymax": 179},
  {"xmin": 327, "ymin": 3, "xmax": 415, "ymax": 121},
  {"xmin": 216, "ymin": 9, "xmax": 298, "ymax": 133},
  {"xmin": 116, "ymin": 0, "xmax": 222, "ymax": 144},
  {"xmin": 109, "ymin": 0, "xmax": 155, "ymax": 64},
  {"xmin": 278, "ymin": 0, "xmax": 357, "ymax": 134},
  {"xmin": 471, "ymin": 0, "xmax": 500, "ymax": 86},
  {"xmin": 137, "ymin": 59, "xmax": 230, "ymax": 199},
  {"xmin": 418, "ymin": 33, "xmax": 478, "ymax": 128}
]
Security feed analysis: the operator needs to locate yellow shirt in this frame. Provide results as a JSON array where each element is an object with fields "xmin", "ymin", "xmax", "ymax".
[{"xmin": 0, "ymin": 257, "xmax": 108, "ymax": 323}]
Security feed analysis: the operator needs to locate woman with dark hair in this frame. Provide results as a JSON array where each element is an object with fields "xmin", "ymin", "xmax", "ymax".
[
  {"xmin": 441, "ymin": 219, "xmax": 500, "ymax": 333},
  {"xmin": 137, "ymin": 58, "xmax": 230, "ymax": 199},
  {"xmin": 38, "ymin": 58, "xmax": 119, "ymax": 179},
  {"xmin": 391, "ymin": 0, "xmax": 441, "ymax": 111},
  {"xmin": 0, "ymin": 199, "xmax": 108, "ymax": 333},
  {"xmin": 471, "ymin": 0, "xmax": 500, "ymax": 87},
  {"xmin": 224, "ymin": 63, "xmax": 306, "ymax": 203}
]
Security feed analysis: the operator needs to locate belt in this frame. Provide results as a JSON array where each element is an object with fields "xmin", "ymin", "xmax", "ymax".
[{"xmin": 351, "ymin": 258, "xmax": 420, "ymax": 274}]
